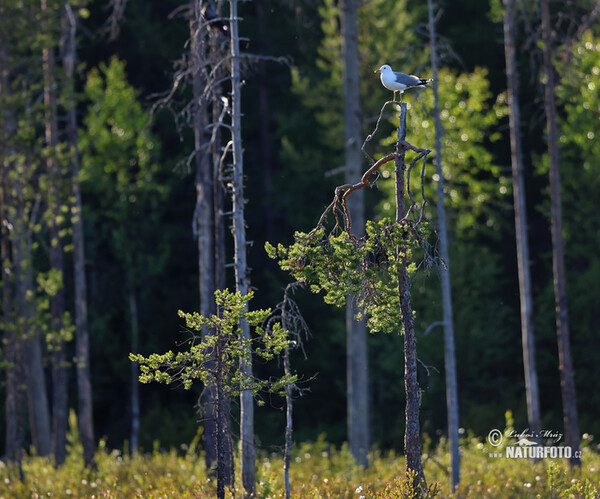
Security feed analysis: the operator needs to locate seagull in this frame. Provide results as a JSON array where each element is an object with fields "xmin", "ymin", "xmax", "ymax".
[{"xmin": 375, "ymin": 65, "xmax": 432, "ymax": 101}]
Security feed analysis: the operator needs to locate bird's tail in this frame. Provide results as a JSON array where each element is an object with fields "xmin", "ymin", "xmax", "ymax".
[{"xmin": 418, "ymin": 78, "xmax": 433, "ymax": 86}]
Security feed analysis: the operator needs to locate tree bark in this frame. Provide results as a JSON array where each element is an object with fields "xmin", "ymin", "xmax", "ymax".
[
  {"xmin": 395, "ymin": 105, "xmax": 425, "ymax": 489},
  {"xmin": 230, "ymin": 0, "xmax": 255, "ymax": 494},
  {"xmin": 540, "ymin": 0, "xmax": 581, "ymax": 467},
  {"xmin": 341, "ymin": 0, "xmax": 369, "ymax": 468},
  {"xmin": 427, "ymin": 0, "xmax": 460, "ymax": 490},
  {"xmin": 503, "ymin": 0, "xmax": 541, "ymax": 443},
  {"xmin": 63, "ymin": 2, "xmax": 96, "ymax": 467}
]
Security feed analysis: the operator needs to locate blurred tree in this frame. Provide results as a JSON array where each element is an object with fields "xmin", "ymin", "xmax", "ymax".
[
  {"xmin": 540, "ymin": 0, "xmax": 580, "ymax": 466},
  {"xmin": 61, "ymin": 0, "xmax": 97, "ymax": 468},
  {"xmin": 41, "ymin": 0, "xmax": 70, "ymax": 465},
  {"xmin": 501, "ymin": 0, "xmax": 541, "ymax": 445},
  {"xmin": 0, "ymin": 0, "xmax": 53, "ymax": 461},
  {"xmin": 78, "ymin": 56, "xmax": 168, "ymax": 457},
  {"xmin": 341, "ymin": 0, "xmax": 369, "ymax": 468},
  {"xmin": 427, "ymin": 0, "xmax": 460, "ymax": 491},
  {"xmin": 555, "ymin": 27, "xmax": 600, "ymax": 456}
]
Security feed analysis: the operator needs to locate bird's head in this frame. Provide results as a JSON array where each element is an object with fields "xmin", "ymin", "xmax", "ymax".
[{"xmin": 375, "ymin": 64, "xmax": 391, "ymax": 74}]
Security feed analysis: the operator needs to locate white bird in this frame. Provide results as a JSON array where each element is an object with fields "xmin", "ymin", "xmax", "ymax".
[{"xmin": 375, "ymin": 65, "xmax": 432, "ymax": 101}]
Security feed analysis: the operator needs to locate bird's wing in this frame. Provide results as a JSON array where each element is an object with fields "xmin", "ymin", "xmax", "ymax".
[{"xmin": 394, "ymin": 72, "xmax": 421, "ymax": 87}]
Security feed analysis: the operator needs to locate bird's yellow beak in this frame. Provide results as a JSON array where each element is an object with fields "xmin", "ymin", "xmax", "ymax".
[{"xmin": 374, "ymin": 69, "xmax": 380, "ymax": 73}]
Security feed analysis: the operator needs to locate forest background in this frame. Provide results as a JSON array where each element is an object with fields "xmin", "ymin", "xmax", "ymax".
[{"xmin": 1, "ymin": 0, "xmax": 600, "ymax": 476}]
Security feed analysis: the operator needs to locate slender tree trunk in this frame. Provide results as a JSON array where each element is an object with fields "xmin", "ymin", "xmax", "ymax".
[
  {"xmin": 341, "ymin": 0, "xmax": 369, "ymax": 468},
  {"xmin": 42, "ymin": 0, "xmax": 68, "ymax": 464},
  {"xmin": 128, "ymin": 273, "xmax": 140, "ymax": 454},
  {"xmin": 211, "ymin": 79, "xmax": 234, "ymax": 485},
  {"xmin": 503, "ymin": 0, "xmax": 541, "ymax": 443},
  {"xmin": 540, "ymin": 0, "xmax": 581, "ymax": 466},
  {"xmin": 395, "ymin": 104, "xmax": 425, "ymax": 490},
  {"xmin": 283, "ymin": 340, "xmax": 293, "ymax": 499},
  {"xmin": 190, "ymin": 0, "xmax": 219, "ymax": 475},
  {"xmin": 427, "ymin": 0, "xmax": 460, "ymax": 490},
  {"xmin": 215, "ymin": 334, "xmax": 228, "ymax": 499},
  {"xmin": 63, "ymin": 2, "xmax": 95, "ymax": 467},
  {"xmin": 230, "ymin": 0, "xmax": 255, "ymax": 494}
]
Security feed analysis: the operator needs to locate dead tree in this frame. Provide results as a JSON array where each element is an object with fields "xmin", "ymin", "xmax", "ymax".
[
  {"xmin": 61, "ymin": 1, "xmax": 96, "ymax": 468},
  {"xmin": 427, "ymin": 0, "xmax": 460, "ymax": 491},
  {"xmin": 266, "ymin": 283, "xmax": 310, "ymax": 499},
  {"xmin": 269, "ymin": 99, "xmax": 436, "ymax": 495},
  {"xmin": 540, "ymin": 0, "xmax": 581, "ymax": 467},
  {"xmin": 229, "ymin": 0, "xmax": 256, "ymax": 493},
  {"xmin": 341, "ymin": 0, "xmax": 369, "ymax": 468},
  {"xmin": 502, "ymin": 0, "xmax": 542, "ymax": 444}
]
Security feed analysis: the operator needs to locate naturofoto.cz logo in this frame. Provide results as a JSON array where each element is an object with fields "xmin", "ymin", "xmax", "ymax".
[{"xmin": 486, "ymin": 428, "xmax": 582, "ymax": 460}]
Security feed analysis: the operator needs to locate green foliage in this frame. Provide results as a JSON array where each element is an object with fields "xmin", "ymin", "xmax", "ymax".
[
  {"xmin": 131, "ymin": 289, "xmax": 294, "ymax": 398},
  {"xmin": 78, "ymin": 56, "xmax": 168, "ymax": 274},
  {"xmin": 267, "ymin": 217, "xmax": 430, "ymax": 335}
]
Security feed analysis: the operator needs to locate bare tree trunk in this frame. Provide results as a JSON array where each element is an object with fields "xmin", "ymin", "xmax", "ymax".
[
  {"xmin": 540, "ymin": 0, "xmax": 580, "ymax": 467},
  {"xmin": 283, "ymin": 339, "xmax": 293, "ymax": 499},
  {"xmin": 42, "ymin": 0, "xmax": 68, "ymax": 464},
  {"xmin": 230, "ymin": 0, "xmax": 255, "ymax": 494},
  {"xmin": 211, "ymin": 81, "xmax": 234, "ymax": 486},
  {"xmin": 128, "ymin": 273, "xmax": 140, "ymax": 454},
  {"xmin": 395, "ymin": 104, "xmax": 425, "ymax": 490},
  {"xmin": 503, "ymin": 0, "xmax": 541, "ymax": 444},
  {"xmin": 214, "ymin": 333, "xmax": 229, "ymax": 499},
  {"xmin": 341, "ymin": 0, "xmax": 369, "ymax": 468},
  {"xmin": 63, "ymin": 2, "xmax": 95, "ymax": 468},
  {"xmin": 426, "ymin": 0, "xmax": 460, "ymax": 490},
  {"xmin": 190, "ymin": 0, "xmax": 219, "ymax": 475}
]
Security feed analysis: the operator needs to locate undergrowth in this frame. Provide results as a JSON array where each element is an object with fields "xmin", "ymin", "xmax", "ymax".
[{"xmin": 0, "ymin": 432, "xmax": 598, "ymax": 498}]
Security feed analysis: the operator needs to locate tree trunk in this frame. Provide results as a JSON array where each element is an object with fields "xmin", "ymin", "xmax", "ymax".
[
  {"xmin": 540, "ymin": 0, "xmax": 581, "ymax": 467},
  {"xmin": 427, "ymin": 0, "xmax": 460, "ymax": 490},
  {"xmin": 283, "ymin": 340, "xmax": 293, "ymax": 499},
  {"xmin": 341, "ymin": 0, "xmax": 369, "ymax": 468},
  {"xmin": 230, "ymin": 0, "xmax": 255, "ymax": 494},
  {"xmin": 503, "ymin": 0, "xmax": 541, "ymax": 443},
  {"xmin": 395, "ymin": 104, "xmax": 425, "ymax": 489},
  {"xmin": 190, "ymin": 0, "xmax": 220, "ymax": 475},
  {"xmin": 211, "ymin": 76, "xmax": 234, "ymax": 485},
  {"xmin": 42, "ymin": 0, "xmax": 68, "ymax": 464},
  {"xmin": 63, "ymin": 2, "xmax": 95, "ymax": 467},
  {"xmin": 215, "ymin": 334, "xmax": 228, "ymax": 499},
  {"xmin": 128, "ymin": 274, "xmax": 140, "ymax": 454}
]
